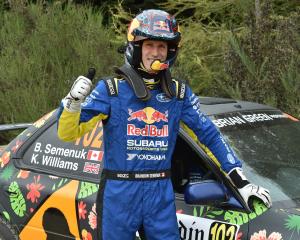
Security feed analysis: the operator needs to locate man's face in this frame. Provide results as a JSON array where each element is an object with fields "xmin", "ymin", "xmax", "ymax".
[{"xmin": 141, "ymin": 40, "xmax": 168, "ymax": 73}]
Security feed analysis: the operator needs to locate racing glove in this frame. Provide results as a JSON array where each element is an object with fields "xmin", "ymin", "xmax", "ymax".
[
  {"xmin": 62, "ymin": 76, "xmax": 93, "ymax": 112},
  {"xmin": 228, "ymin": 167, "xmax": 272, "ymax": 210}
]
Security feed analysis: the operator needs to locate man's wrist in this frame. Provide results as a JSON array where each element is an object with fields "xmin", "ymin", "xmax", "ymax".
[
  {"xmin": 228, "ymin": 167, "xmax": 250, "ymax": 189},
  {"xmin": 62, "ymin": 97, "xmax": 82, "ymax": 113}
]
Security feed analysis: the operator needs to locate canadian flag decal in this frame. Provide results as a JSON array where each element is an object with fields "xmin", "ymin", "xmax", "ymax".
[{"xmin": 87, "ymin": 150, "xmax": 104, "ymax": 161}]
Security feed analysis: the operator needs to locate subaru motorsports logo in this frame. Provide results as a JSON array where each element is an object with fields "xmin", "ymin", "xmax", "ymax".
[
  {"xmin": 127, "ymin": 139, "xmax": 168, "ymax": 152},
  {"xmin": 127, "ymin": 153, "xmax": 166, "ymax": 161},
  {"xmin": 156, "ymin": 93, "xmax": 172, "ymax": 103}
]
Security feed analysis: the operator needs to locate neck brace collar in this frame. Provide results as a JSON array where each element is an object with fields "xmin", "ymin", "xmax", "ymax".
[{"xmin": 114, "ymin": 64, "xmax": 175, "ymax": 101}]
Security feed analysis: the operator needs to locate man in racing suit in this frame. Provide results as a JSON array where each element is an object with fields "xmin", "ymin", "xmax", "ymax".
[{"xmin": 57, "ymin": 9, "xmax": 271, "ymax": 240}]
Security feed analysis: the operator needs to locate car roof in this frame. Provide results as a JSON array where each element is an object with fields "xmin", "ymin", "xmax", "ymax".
[
  {"xmin": 0, "ymin": 123, "xmax": 32, "ymax": 132},
  {"xmin": 198, "ymin": 96, "xmax": 278, "ymax": 115}
]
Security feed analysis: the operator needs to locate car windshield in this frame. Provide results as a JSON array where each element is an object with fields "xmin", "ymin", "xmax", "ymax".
[{"xmin": 212, "ymin": 111, "xmax": 300, "ymax": 203}]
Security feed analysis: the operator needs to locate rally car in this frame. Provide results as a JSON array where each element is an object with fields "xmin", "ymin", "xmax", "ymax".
[{"xmin": 0, "ymin": 97, "xmax": 299, "ymax": 240}]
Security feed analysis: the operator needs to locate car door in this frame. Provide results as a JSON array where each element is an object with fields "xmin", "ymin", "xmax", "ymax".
[
  {"xmin": 171, "ymin": 126, "xmax": 253, "ymax": 240},
  {"xmin": 6, "ymin": 110, "xmax": 104, "ymax": 240}
]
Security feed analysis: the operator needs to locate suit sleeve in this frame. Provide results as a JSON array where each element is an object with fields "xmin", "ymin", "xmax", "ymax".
[
  {"xmin": 180, "ymin": 86, "xmax": 242, "ymax": 173},
  {"xmin": 57, "ymin": 80, "xmax": 110, "ymax": 142}
]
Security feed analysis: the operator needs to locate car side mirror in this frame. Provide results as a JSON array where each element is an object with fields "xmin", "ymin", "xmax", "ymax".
[{"xmin": 184, "ymin": 180, "xmax": 244, "ymax": 210}]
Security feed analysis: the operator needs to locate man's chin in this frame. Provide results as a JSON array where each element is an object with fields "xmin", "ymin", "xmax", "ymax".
[{"xmin": 148, "ymin": 70, "xmax": 159, "ymax": 75}]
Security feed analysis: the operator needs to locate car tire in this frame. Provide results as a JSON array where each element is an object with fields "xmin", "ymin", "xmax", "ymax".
[{"xmin": 0, "ymin": 217, "xmax": 18, "ymax": 240}]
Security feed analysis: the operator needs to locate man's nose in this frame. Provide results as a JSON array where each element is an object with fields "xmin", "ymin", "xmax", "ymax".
[{"xmin": 151, "ymin": 47, "xmax": 159, "ymax": 57}]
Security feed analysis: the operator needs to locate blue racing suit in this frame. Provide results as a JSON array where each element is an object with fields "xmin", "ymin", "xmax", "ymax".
[{"xmin": 57, "ymin": 77, "xmax": 241, "ymax": 240}]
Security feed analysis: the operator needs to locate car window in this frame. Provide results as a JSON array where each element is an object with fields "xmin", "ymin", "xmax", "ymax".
[
  {"xmin": 171, "ymin": 133, "xmax": 213, "ymax": 194},
  {"xmin": 211, "ymin": 110, "xmax": 300, "ymax": 203},
  {"xmin": 16, "ymin": 118, "xmax": 104, "ymax": 183}
]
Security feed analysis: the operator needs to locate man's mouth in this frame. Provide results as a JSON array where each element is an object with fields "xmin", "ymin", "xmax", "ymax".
[{"xmin": 148, "ymin": 58, "xmax": 161, "ymax": 61}]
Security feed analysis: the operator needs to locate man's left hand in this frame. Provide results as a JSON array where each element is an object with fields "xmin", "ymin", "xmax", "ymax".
[{"xmin": 228, "ymin": 167, "xmax": 272, "ymax": 210}]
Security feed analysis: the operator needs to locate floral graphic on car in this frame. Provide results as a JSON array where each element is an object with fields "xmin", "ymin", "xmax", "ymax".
[{"xmin": 26, "ymin": 175, "xmax": 45, "ymax": 203}]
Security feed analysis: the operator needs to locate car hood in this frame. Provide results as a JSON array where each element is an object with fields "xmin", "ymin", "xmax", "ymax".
[
  {"xmin": 276, "ymin": 198, "xmax": 300, "ymax": 216},
  {"xmin": 281, "ymin": 198, "xmax": 300, "ymax": 216}
]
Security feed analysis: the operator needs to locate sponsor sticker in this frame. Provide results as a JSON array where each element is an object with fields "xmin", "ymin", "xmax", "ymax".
[
  {"xmin": 29, "ymin": 142, "xmax": 102, "ymax": 174},
  {"xmin": 213, "ymin": 112, "xmax": 292, "ymax": 128},
  {"xmin": 127, "ymin": 124, "xmax": 168, "ymax": 137},
  {"xmin": 82, "ymin": 96, "xmax": 92, "ymax": 106},
  {"xmin": 153, "ymin": 20, "xmax": 170, "ymax": 32},
  {"xmin": 87, "ymin": 150, "xmax": 103, "ymax": 161},
  {"xmin": 177, "ymin": 213, "xmax": 239, "ymax": 240},
  {"xmin": 127, "ymin": 139, "xmax": 168, "ymax": 152},
  {"xmin": 189, "ymin": 94, "xmax": 205, "ymax": 120},
  {"xmin": 127, "ymin": 153, "xmax": 166, "ymax": 161},
  {"xmin": 30, "ymin": 142, "xmax": 85, "ymax": 171},
  {"xmin": 156, "ymin": 93, "xmax": 172, "ymax": 103},
  {"xmin": 83, "ymin": 162, "xmax": 100, "ymax": 174},
  {"xmin": 227, "ymin": 153, "xmax": 236, "ymax": 164},
  {"xmin": 128, "ymin": 107, "xmax": 168, "ymax": 124},
  {"xmin": 106, "ymin": 79, "xmax": 116, "ymax": 95}
]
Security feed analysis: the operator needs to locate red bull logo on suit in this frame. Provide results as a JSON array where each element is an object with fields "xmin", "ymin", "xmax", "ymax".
[
  {"xmin": 127, "ymin": 107, "xmax": 169, "ymax": 137},
  {"xmin": 127, "ymin": 124, "xmax": 168, "ymax": 137},
  {"xmin": 128, "ymin": 107, "xmax": 168, "ymax": 124}
]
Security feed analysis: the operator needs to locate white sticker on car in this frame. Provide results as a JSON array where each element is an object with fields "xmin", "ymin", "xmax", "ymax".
[{"xmin": 176, "ymin": 213, "xmax": 239, "ymax": 240}]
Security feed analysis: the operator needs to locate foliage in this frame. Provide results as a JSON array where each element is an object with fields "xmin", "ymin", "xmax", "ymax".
[
  {"xmin": 159, "ymin": 0, "xmax": 252, "ymax": 28},
  {"xmin": 223, "ymin": 0, "xmax": 300, "ymax": 117},
  {"xmin": 172, "ymin": 22, "xmax": 231, "ymax": 95},
  {"xmin": 0, "ymin": 0, "xmax": 122, "ymax": 123},
  {"xmin": 158, "ymin": 0, "xmax": 249, "ymax": 95},
  {"xmin": 0, "ymin": 0, "xmax": 299, "ymax": 123},
  {"xmin": 160, "ymin": 0, "xmax": 300, "ymax": 117}
]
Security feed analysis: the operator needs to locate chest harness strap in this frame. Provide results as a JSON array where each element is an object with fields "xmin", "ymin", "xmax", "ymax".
[{"xmin": 114, "ymin": 64, "xmax": 177, "ymax": 101}]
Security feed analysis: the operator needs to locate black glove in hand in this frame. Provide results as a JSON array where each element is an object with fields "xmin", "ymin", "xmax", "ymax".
[{"xmin": 228, "ymin": 167, "xmax": 272, "ymax": 210}]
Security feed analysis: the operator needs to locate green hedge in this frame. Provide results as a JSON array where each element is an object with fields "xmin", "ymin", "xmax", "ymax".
[
  {"xmin": 0, "ymin": 1, "xmax": 122, "ymax": 123},
  {"xmin": 0, "ymin": 0, "xmax": 299, "ymax": 125}
]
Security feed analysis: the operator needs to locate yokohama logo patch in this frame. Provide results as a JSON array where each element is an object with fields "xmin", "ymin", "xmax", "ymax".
[{"xmin": 127, "ymin": 153, "xmax": 166, "ymax": 161}]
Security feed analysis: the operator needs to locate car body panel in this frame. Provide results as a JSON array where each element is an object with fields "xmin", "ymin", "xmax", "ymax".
[{"xmin": 0, "ymin": 97, "xmax": 299, "ymax": 240}]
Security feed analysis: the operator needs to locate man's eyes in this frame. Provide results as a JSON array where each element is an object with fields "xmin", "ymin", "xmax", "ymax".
[
  {"xmin": 145, "ymin": 43, "xmax": 154, "ymax": 47},
  {"xmin": 145, "ymin": 43, "xmax": 167, "ymax": 49}
]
